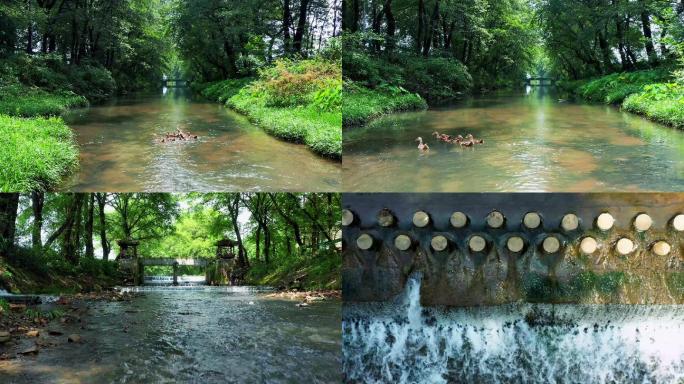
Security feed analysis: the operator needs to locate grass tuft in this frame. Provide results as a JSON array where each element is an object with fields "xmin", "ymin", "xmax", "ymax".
[{"xmin": 0, "ymin": 114, "xmax": 78, "ymax": 191}]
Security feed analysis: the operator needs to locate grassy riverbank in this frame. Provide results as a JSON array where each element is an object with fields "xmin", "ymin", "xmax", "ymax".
[
  {"xmin": 245, "ymin": 251, "xmax": 339, "ymax": 291},
  {"xmin": 196, "ymin": 57, "xmax": 342, "ymax": 159},
  {"xmin": 0, "ymin": 248, "xmax": 120, "ymax": 295},
  {"xmin": 562, "ymin": 68, "xmax": 684, "ymax": 129},
  {"xmin": 0, "ymin": 54, "xmax": 118, "ymax": 191},
  {"xmin": 343, "ymin": 52, "xmax": 473, "ymax": 127}
]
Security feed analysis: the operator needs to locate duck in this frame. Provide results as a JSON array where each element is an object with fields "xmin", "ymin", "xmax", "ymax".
[
  {"xmin": 415, "ymin": 137, "xmax": 430, "ymax": 151},
  {"xmin": 465, "ymin": 134, "xmax": 484, "ymax": 144}
]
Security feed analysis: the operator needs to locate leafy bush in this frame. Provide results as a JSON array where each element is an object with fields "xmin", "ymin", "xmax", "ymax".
[
  {"xmin": 5, "ymin": 246, "xmax": 49, "ymax": 277},
  {"xmin": 259, "ymin": 58, "xmax": 341, "ymax": 108},
  {"xmin": 198, "ymin": 54, "xmax": 342, "ymax": 159},
  {"xmin": 577, "ymin": 68, "xmax": 672, "ymax": 104},
  {"xmin": 343, "ymin": 81, "xmax": 427, "ymax": 127},
  {"xmin": 198, "ymin": 77, "xmax": 254, "ymax": 102},
  {"xmin": 68, "ymin": 64, "xmax": 116, "ymax": 103},
  {"xmin": 623, "ymin": 82, "xmax": 684, "ymax": 129},
  {"xmin": 311, "ymin": 78, "xmax": 342, "ymax": 112}
]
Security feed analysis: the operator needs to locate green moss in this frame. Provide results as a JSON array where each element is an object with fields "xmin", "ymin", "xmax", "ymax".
[
  {"xmin": 342, "ymin": 83, "xmax": 427, "ymax": 127},
  {"xmin": 0, "ymin": 114, "xmax": 78, "ymax": 191}
]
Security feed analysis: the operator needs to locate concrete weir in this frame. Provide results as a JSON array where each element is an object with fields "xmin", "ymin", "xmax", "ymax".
[{"xmin": 342, "ymin": 193, "xmax": 684, "ymax": 306}]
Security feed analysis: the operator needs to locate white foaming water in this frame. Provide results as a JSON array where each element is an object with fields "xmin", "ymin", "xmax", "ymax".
[
  {"xmin": 343, "ymin": 274, "xmax": 684, "ymax": 384},
  {"xmin": 143, "ymin": 275, "xmax": 207, "ymax": 286},
  {"xmin": 119, "ymin": 285, "xmax": 275, "ymax": 293}
]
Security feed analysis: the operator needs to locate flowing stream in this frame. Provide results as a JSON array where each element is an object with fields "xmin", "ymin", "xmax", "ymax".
[
  {"xmin": 1, "ymin": 286, "xmax": 341, "ymax": 383},
  {"xmin": 59, "ymin": 89, "xmax": 341, "ymax": 192},
  {"xmin": 343, "ymin": 274, "xmax": 684, "ymax": 384},
  {"xmin": 343, "ymin": 88, "xmax": 684, "ymax": 192}
]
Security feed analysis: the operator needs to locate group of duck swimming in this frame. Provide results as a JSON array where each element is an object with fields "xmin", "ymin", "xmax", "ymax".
[
  {"xmin": 415, "ymin": 131, "xmax": 485, "ymax": 151},
  {"xmin": 157, "ymin": 128, "xmax": 199, "ymax": 143}
]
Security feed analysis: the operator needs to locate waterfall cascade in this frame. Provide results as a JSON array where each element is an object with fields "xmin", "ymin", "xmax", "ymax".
[{"xmin": 343, "ymin": 274, "xmax": 684, "ymax": 384}]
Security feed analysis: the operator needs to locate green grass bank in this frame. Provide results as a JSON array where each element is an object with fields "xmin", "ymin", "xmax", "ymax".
[
  {"xmin": 562, "ymin": 68, "xmax": 684, "ymax": 129},
  {"xmin": 196, "ymin": 57, "xmax": 342, "ymax": 160},
  {"xmin": 0, "ymin": 54, "xmax": 118, "ymax": 191},
  {"xmin": 342, "ymin": 50, "xmax": 474, "ymax": 127}
]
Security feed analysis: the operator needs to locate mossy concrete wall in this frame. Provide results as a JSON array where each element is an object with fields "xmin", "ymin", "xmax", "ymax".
[{"xmin": 342, "ymin": 193, "xmax": 684, "ymax": 306}]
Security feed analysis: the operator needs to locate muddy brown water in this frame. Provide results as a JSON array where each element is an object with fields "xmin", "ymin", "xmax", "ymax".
[
  {"xmin": 59, "ymin": 90, "xmax": 341, "ymax": 192},
  {"xmin": 0, "ymin": 286, "xmax": 341, "ymax": 383},
  {"xmin": 343, "ymin": 88, "xmax": 684, "ymax": 192}
]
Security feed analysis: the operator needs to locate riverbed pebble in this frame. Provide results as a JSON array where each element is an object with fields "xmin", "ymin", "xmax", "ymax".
[{"xmin": 68, "ymin": 334, "xmax": 82, "ymax": 343}]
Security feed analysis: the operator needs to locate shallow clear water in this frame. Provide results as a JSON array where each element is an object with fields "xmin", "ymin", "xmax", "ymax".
[
  {"xmin": 60, "ymin": 90, "xmax": 341, "ymax": 192},
  {"xmin": 1, "ymin": 287, "xmax": 341, "ymax": 383},
  {"xmin": 343, "ymin": 275, "xmax": 684, "ymax": 384},
  {"xmin": 343, "ymin": 88, "xmax": 684, "ymax": 192}
]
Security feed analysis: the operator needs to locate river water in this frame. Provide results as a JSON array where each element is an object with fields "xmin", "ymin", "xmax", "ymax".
[
  {"xmin": 60, "ymin": 90, "xmax": 341, "ymax": 192},
  {"xmin": 343, "ymin": 275, "xmax": 684, "ymax": 384},
  {"xmin": 1, "ymin": 286, "xmax": 341, "ymax": 383},
  {"xmin": 343, "ymin": 88, "xmax": 684, "ymax": 192}
]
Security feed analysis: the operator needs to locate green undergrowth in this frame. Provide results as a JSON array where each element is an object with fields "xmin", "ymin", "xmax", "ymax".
[
  {"xmin": 564, "ymin": 67, "xmax": 684, "ymax": 129},
  {"xmin": 0, "ymin": 54, "xmax": 120, "ymax": 190},
  {"xmin": 245, "ymin": 252, "xmax": 340, "ymax": 291},
  {"xmin": 0, "ymin": 247, "xmax": 120, "ymax": 294},
  {"xmin": 623, "ymin": 82, "xmax": 684, "ymax": 129},
  {"xmin": 0, "ymin": 84, "xmax": 87, "ymax": 117},
  {"xmin": 198, "ymin": 56, "xmax": 342, "ymax": 159},
  {"xmin": 566, "ymin": 68, "xmax": 672, "ymax": 104},
  {"xmin": 0, "ymin": 114, "xmax": 78, "ymax": 191},
  {"xmin": 343, "ymin": 82, "xmax": 426, "ymax": 127}
]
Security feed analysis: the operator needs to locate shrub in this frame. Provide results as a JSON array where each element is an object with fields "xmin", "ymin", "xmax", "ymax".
[
  {"xmin": 577, "ymin": 68, "xmax": 672, "ymax": 104},
  {"xmin": 311, "ymin": 78, "xmax": 342, "ymax": 112},
  {"xmin": 260, "ymin": 58, "xmax": 341, "ymax": 108},
  {"xmin": 623, "ymin": 82, "xmax": 684, "ymax": 129},
  {"xmin": 68, "ymin": 64, "xmax": 116, "ymax": 103},
  {"xmin": 342, "ymin": 82, "xmax": 427, "ymax": 127}
]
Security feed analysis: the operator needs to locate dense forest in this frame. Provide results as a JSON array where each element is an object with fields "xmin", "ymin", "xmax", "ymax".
[
  {"xmin": 0, "ymin": 193, "xmax": 341, "ymax": 293},
  {"xmin": 343, "ymin": 0, "xmax": 684, "ymax": 128}
]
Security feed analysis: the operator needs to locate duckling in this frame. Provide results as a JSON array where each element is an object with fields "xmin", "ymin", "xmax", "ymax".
[
  {"xmin": 465, "ymin": 134, "xmax": 484, "ymax": 144},
  {"xmin": 415, "ymin": 137, "xmax": 430, "ymax": 151}
]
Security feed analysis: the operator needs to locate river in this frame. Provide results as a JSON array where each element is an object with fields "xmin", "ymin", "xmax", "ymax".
[
  {"xmin": 59, "ymin": 89, "xmax": 341, "ymax": 192},
  {"xmin": 0, "ymin": 286, "xmax": 341, "ymax": 383},
  {"xmin": 343, "ymin": 87, "xmax": 684, "ymax": 192},
  {"xmin": 343, "ymin": 275, "xmax": 684, "ymax": 383}
]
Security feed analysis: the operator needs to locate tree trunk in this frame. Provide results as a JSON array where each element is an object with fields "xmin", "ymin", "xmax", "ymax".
[
  {"xmin": 268, "ymin": 194, "xmax": 304, "ymax": 248},
  {"xmin": 61, "ymin": 194, "xmax": 84, "ymax": 264},
  {"xmin": 639, "ymin": 6, "xmax": 657, "ymax": 65},
  {"xmin": 31, "ymin": 191, "xmax": 44, "ymax": 252},
  {"xmin": 96, "ymin": 193, "xmax": 110, "ymax": 260},
  {"xmin": 255, "ymin": 225, "xmax": 261, "ymax": 262},
  {"xmin": 85, "ymin": 193, "xmax": 94, "ymax": 258},
  {"xmin": 384, "ymin": 0, "xmax": 395, "ymax": 52},
  {"xmin": 416, "ymin": 0, "xmax": 425, "ymax": 54},
  {"xmin": 293, "ymin": 0, "xmax": 310, "ymax": 53},
  {"xmin": 422, "ymin": 0, "xmax": 439, "ymax": 57},
  {"xmin": 0, "ymin": 193, "xmax": 20, "ymax": 254},
  {"xmin": 283, "ymin": 0, "xmax": 292, "ymax": 53}
]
